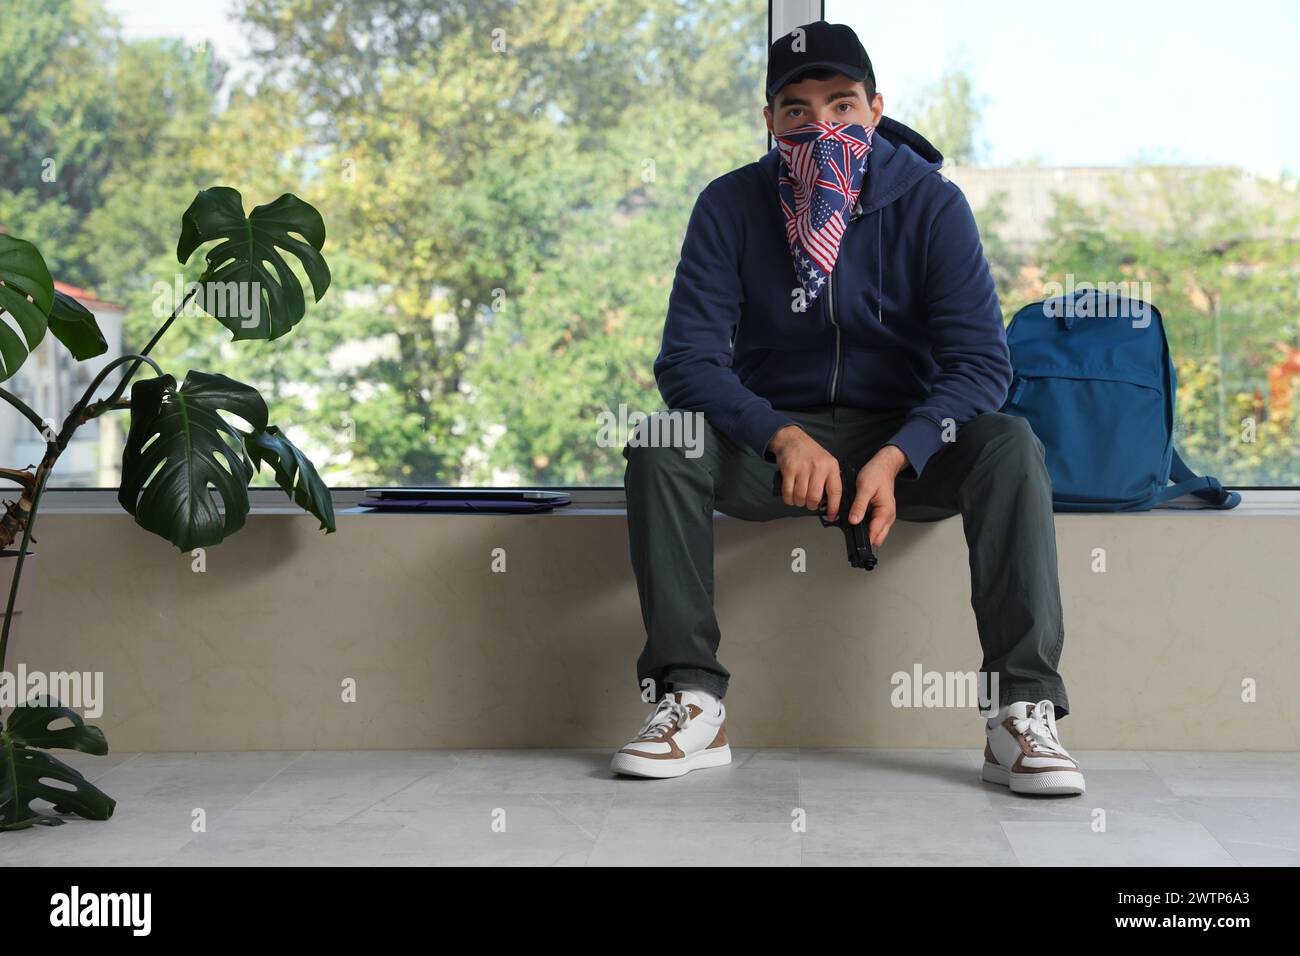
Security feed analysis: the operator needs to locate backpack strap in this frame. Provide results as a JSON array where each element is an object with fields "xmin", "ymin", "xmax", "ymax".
[{"xmin": 1158, "ymin": 447, "xmax": 1242, "ymax": 510}]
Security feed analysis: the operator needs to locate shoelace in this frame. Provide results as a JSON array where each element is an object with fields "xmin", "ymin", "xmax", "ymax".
[
  {"xmin": 1013, "ymin": 699, "xmax": 1068, "ymax": 757},
  {"xmin": 637, "ymin": 697, "xmax": 691, "ymax": 739}
]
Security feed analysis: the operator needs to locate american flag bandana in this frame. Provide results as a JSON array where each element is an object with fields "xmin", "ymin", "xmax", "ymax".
[{"xmin": 775, "ymin": 121, "xmax": 874, "ymax": 303}]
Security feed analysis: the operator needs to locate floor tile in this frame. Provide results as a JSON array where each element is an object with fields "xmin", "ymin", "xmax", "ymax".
[
  {"xmin": 2, "ymin": 749, "xmax": 1293, "ymax": 866},
  {"xmin": 1001, "ymin": 818, "xmax": 1239, "ymax": 866}
]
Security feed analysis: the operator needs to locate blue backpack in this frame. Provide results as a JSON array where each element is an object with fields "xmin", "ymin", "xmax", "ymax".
[{"xmin": 999, "ymin": 289, "xmax": 1240, "ymax": 512}]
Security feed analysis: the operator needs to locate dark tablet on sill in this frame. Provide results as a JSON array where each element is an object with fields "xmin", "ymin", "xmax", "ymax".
[
  {"xmin": 364, "ymin": 487, "xmax": 570, "ymax": 503},
  {"xmin": 358, "ymin": 496, "xmax": 566, "ymax": 513}
]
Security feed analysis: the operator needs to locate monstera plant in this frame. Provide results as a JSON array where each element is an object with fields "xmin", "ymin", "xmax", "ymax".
[{"xmin": 0, "ymin": 187, "xmax": 336, "ymax": 830}]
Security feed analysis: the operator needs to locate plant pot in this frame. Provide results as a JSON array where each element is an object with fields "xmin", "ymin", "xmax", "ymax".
[{"xmin": 0, "ymin": 549, "xmax": 37, "ymax": 644}]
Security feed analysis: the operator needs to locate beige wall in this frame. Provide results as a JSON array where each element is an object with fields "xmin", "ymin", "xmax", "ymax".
[{"xmin": 9, "ymin": 506, "xmax": 1296, "ymax": 751}]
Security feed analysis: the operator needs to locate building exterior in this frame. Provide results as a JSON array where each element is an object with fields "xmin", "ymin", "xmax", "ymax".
[
  {"xmin": 0, "ymin": 281, "xmax": 126, "ymax": 488},
  {"xmin": 943, "ymin": 163, "xmax": 1286, "ymax": 252}
]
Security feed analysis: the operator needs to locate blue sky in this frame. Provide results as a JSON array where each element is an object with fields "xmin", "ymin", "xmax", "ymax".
[
  {"xmin": 105, "ymin": 0, "xmax": 1299, "ymax": 175},
  {"xmin": 106, "ymin": 0, "xmax": 245, "ymax": 50},
  {"xmin": 828, "ymin": 0, "xmax": 1300, "ymax": 174}
]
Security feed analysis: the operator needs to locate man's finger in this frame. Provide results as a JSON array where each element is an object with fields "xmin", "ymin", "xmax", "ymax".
[
  {"xmin": 868, "ymin": 499, "xmax": 896, "ymax": 548},
  {"xmin": 805, "ymin": 470, "xmax": 828, "ymax": 511},
  {"xmin": 849, "ymin": 475, "xmax": 874, "ymax": 525},
  {"xmin": 792, "ymin": 471, "xmax": 810, "ymax": 509},
  {"xmin": 824, "ymin": 466, "xmax": 843, "ymax": 522}
]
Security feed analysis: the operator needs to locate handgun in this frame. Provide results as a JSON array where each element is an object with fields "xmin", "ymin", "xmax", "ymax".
[{"xmin": 771, "ymin": 462, "xmax": 877, "ymax": 571}]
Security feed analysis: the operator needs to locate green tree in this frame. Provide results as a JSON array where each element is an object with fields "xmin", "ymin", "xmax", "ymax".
[
  {"xmin": 227, "ymin": 0, "xmax": 767, "ymax": 485},
  {"xmin": 895, "ymin": 64, "xmax": 986, "ymax": 166},
  {"xmin": 0, "ymin": 0, "xmax": 117, "ymax": 283}
]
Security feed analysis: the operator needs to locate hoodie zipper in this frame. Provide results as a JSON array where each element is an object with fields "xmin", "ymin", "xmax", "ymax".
[
  {"xmin": 827, "ymin": 200, "xmax": 864, "ymax": 404},
  {"xmin": 828, "ymin": 268, "xmax": 841, "ymax": 403}
]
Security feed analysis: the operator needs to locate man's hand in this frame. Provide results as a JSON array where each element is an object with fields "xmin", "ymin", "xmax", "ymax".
[
  {"xmin": 848, "ymin": 444, "xmax": 909, "ymax": 549},
  {"xmin": 770, "ymin": 425, "xmax": 843, "ymax": 519}
]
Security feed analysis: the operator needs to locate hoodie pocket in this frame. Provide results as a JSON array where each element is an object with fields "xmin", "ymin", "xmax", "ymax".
[
  {"xmin": 837, "ymin": 345, "xmax": 930, "ymax": 407},
  {"xmin": 737, "ymin": 346, "xmax": 831, "ymax": 407}
]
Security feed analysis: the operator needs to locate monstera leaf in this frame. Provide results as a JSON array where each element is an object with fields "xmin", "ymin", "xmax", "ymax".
[
  {"xmin": 0, "ymin": 696, "xmax": 116, "ymax": 830},
  {"xmin": 0, "ymin": 233, "xmax": 53, "ymax": 382},
  {"xmin": 49, "ymin": 288, "xmax": 108, "ymax": 360},
  {"xmin": 118, "ymin": 370, "xmax": 269, "ymax": 550},
  {"xmin": 246, "ymin": 425, "xmax": 337, "ymax": 533},
  {"xmin": 176, "ymin": 187, "xmax": 331, "ymax": 341}
]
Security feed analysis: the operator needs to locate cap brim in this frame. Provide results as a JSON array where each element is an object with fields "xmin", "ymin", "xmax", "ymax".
[{"xmin": 767, "ymin": 61, "xmax": 870, "ymax": 99}]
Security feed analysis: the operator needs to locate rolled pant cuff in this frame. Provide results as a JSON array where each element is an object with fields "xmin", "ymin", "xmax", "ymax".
[
  {"xmin": 657, "ymin": 668, "xmax": 729, "ymax": 701},
  {"xmin": 998, "ymin": 682, "xmax": 1069, "ymax": 719}
]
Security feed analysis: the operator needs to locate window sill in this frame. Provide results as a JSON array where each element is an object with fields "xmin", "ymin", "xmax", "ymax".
[
  {"xmin": 23, "ymin": 487, "xmax": 1300, "ymax": 517},
  {"xmin": 28, "ymin": 487, "xmax": 629, "ymax": 516}
]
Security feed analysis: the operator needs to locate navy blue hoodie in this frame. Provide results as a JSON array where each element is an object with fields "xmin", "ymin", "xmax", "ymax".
[{"xmin": 653, "ymin": 116, "xmax": 1012, "ymax": 480}]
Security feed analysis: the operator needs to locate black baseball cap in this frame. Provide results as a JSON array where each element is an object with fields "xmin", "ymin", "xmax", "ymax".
[{"xmin": 766, "ymin": 21, "xmax": 875, "ymax": 101}]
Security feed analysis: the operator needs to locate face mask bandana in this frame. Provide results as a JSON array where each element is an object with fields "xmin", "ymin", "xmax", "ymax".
[{"xmin": 775, "ymin": 120, "xmax": 874, "ymax": 303}]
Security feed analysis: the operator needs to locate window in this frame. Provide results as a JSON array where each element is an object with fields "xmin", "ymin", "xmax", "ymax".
[
  {"xmin": 826, "ymin": 0, "xmax": 1300, "ymax": 485},
  {"xmin": 13, "ymin": 1, "xmax": 1295, "ymax": 492},
  {"xmin": 2, "ymin": 0, "xmax": 768, "ymax": 489}
]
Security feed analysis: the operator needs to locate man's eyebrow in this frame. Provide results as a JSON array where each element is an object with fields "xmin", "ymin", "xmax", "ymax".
[{"xmin": 778, "ymin": 89, "xmax": 862, "ymax": 109}]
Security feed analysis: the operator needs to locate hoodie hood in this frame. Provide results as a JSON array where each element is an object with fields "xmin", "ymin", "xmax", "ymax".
[{"xmin": 760, "ymin": 115, "xmax": 943, "ymax": 214}]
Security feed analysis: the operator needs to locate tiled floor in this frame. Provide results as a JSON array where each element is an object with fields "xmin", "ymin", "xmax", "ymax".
[{"xmin": 2, "ymin": 749, "xmax": 1297, "ymax": 866}]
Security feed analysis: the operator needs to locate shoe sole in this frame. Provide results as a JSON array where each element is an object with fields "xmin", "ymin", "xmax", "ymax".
[
  {"xmin": 610, "ymin": 745, "xmax": 732, "ymax": 779},
  {"xmin": 981, "ymin": 760, "xmax": 1085, "ymax": 796}
]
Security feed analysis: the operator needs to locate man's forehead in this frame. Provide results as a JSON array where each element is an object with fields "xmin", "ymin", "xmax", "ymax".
[{"xmin": 776, "ymin": 82, "xmax": 865, "ymax": 108}]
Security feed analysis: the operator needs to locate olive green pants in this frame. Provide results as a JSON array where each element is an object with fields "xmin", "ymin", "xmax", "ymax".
[{"xmin": 622, "ymin": 405, "xmax": 1069, "ymax": 716}]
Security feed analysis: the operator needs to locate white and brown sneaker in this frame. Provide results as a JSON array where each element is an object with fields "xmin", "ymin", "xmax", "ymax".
[
  {"xmin": 610, "ymin": 691, "xmax": 731, "ymax": 779},
  {"xmin": 982, "ymin": 699, "xmax": 1085, "ymax": 796}
]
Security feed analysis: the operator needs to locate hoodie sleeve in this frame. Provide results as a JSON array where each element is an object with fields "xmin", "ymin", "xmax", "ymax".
[
  {"xmin": 884, "ymin": 185, "xmax": 1013, "ymax": 480},
  {"xmin": 654, "ymin": 185, "xmax": 800, "ymax": 463}
]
